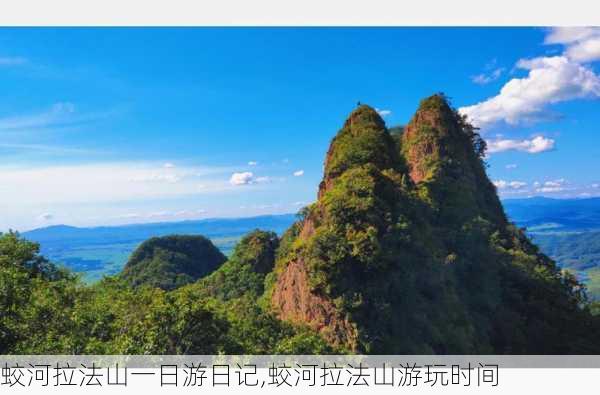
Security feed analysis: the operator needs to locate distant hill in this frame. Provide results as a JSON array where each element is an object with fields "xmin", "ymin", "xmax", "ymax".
[
  {"xmin": 502, "ymin": 197, "xmax": 600, "ymax": 300},
  {"xmin": 19, "ymin": 196, "xmax": 600, "ymax": 300},
  {"xmin": 503, "ymin": 197, "xmax": 600, "ymax": 232},
  {"xmin": 22, "ymin": 214, "xmax": 296, "ymax": 282},
  {"xmin": 121, "ymin": 235, "xmax": 227, "ymax": 290}
]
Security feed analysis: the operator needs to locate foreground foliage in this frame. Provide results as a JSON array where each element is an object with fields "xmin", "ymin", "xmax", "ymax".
[{"xmin": 0, "ymin": 230, "xmax": 331, "ymax": 354}]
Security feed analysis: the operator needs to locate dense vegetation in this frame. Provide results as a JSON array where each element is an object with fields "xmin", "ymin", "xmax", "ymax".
[
  {"xmin": 270, "ymin": 94, "xmax": 600, "ymax": 354},
  {"xmin": 0, "ymin": 230, "xmax": 331, "ymax": 354},
  {"xmin": 121, "ymin": 235, "xmax": 226, "ymax": 290},
  {"xmin": 22, "ymin": 215, "xmax": 296, "ymax": 282},
  {"xmin": 2, "ymin": 93, "xmax": 599, "ymax": 354},
  {"xmin": 532, "ymin": 231, "xmax": 600, "ymax": 272}
]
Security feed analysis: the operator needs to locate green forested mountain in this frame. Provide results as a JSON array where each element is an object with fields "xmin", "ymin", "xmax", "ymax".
[
  {"xmin": 270, "ymin": 95, "xmax": 600, "ymax": 353},
  {"xmin": 121, "ymin": 235, "xmax": 227, "ymax": 290},
  {"xmin": 1, "ymin": 94, "xmax": 599, "ymax": 354}
]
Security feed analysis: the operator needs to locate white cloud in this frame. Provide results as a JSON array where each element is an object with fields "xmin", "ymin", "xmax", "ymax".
[
  {"xmin": 487, "ymin": 136, "xmax": 555, "ymax": 154},
  {"xmin": 0, "ymin": 57, "xmax": 28, "ymax": 66},
  {"xmin": 493, "ymin": 180, "xmax": 527, "ymax": 190},
  {"xmin": 376, "ymin": 108, "xmax": 392, "ymax": 117},
  {"xmin": 545, "ymin": 27, "xmax": 598, "ymax": 46},
  {"xmin": 460, "ymin": 28, "xmax": 600, "ymax": 130},
  {"xmin": 248, "ymin": 161, "xmax": 258, "ymax": 166},
  {"xmin": 535, "ymin": 178, "xmax": 567, "ymax": 193},
  {"xmin": 471, "ymin": 67, "xmax": 505, "ymax": 85},
  {"xmin": 37, "ymin": 213, "xmax": 53, "ymax": 221},
  {"xmin": 293, "ymin": 170, "xmax": 304, "ymax": 177},
  {"xmin": 494, "ymin": 177, "xmax": 573, "ymax": 196},
  {"xmin": 229, "ymin": 171, "xmax": 254, "ymax": 185},
  {"xmin": 505, "ymin": 164, "xmax": 518, "ymax": 169},
  {"xmin": 460, "ymin": 56, "xmax": 600, "ymax": 128},
  {"xmin": 592, "ymin": 183, "xmax": 600, "ymax": 188},
  {"xmin": 229, "ymin": 172, "xmax": 270, "ymax": 186},
  {"xmin": 544, "ymin": 179, "xmax": 565, "ymax": 188},
  {"xmin": 163, "ymin": 162, "xmax": 175, "ymax": 168},
  {"xmin": 546, "ymin": 27, "xmax": 600, "ymax": 63}
]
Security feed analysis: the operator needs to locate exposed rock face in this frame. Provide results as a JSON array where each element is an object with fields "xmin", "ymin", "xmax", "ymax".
[
  {"xmin": 270, "ymin": 94, "xmax": 600, "ymax": 354},
  {"xmin": 401, "ymin": 94, "xmax": 506, "ymax": 225},
  {"xmin": 272, "ymin": 259, "xmax": 357, "ymax": 350},
  {"xmin": 272, "ymin": 105, "xmax": 406, "ymax": 352}
]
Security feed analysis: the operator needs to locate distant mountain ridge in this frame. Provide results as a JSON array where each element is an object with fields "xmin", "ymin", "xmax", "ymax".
[
  {"xmin": 22, "ymin": 214, "xmax": 297, "ymax": 282},
  {"xmin": 19, "ymin": 198, "xmax": 600, "ymax": 293},
  {"xmin": 24, "ymin": 214, "xmax": 297, "ymax": 244},
  {"xmin": 503, "ymin": 197, "xmax": 600, "ymax": 232}
]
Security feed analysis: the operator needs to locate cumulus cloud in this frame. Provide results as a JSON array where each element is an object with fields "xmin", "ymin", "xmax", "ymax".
[
  {"xmin": 230, "ymin": 172, "xmax": 254, "ymax": 185},
  {"xmin": 493, "ymin": 180, "xmax": 527, "ymax": 190},
  {"xmin": 460, "ymin": 28, "xmax": 600, "ymax": 130},
  {"xmin": 229, "ymin": 172, "xmax": 271, "ymax": 186},
  {"xmin": 163, "ymin": 162, "xmax": 175, "ymax": 168},
  {"xmin": 546, "ymin": 27, "xmax": 600, "ymax": 63},
  {"xmin": 376, "ymin": 108, "xmax": 392, "ymax": 117},
  {"xmin": 486, "ymin": 135, "xmax": 555, "ymax": 154},
  {"xmin": 536, "ymin": 178, "xmax": 567, "ymax": 193},
  {"xmin": 293, "ymin": 170, "xmax": 304, "ymax": 177},
  {"xmin": 248, "ymin": 161, "xmax": 258, "ymax": 166},
  {"xmin": 460, "ymin": 56, "xmax": 600, "ymax": 128}
]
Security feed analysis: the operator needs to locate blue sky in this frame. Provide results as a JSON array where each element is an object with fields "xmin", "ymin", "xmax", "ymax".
[{"xmin": 1, "ymin": 27, "xmax": 600, "ymax": 231}]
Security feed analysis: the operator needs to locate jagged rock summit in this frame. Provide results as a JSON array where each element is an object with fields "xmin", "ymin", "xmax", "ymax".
[
  {"xmin": 270, "ymin": 94, "xmax": 599, "ymax": 354},
  {"xmin": 401, "ymin": 95, "xmax": 506, "ymax": 225}
]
